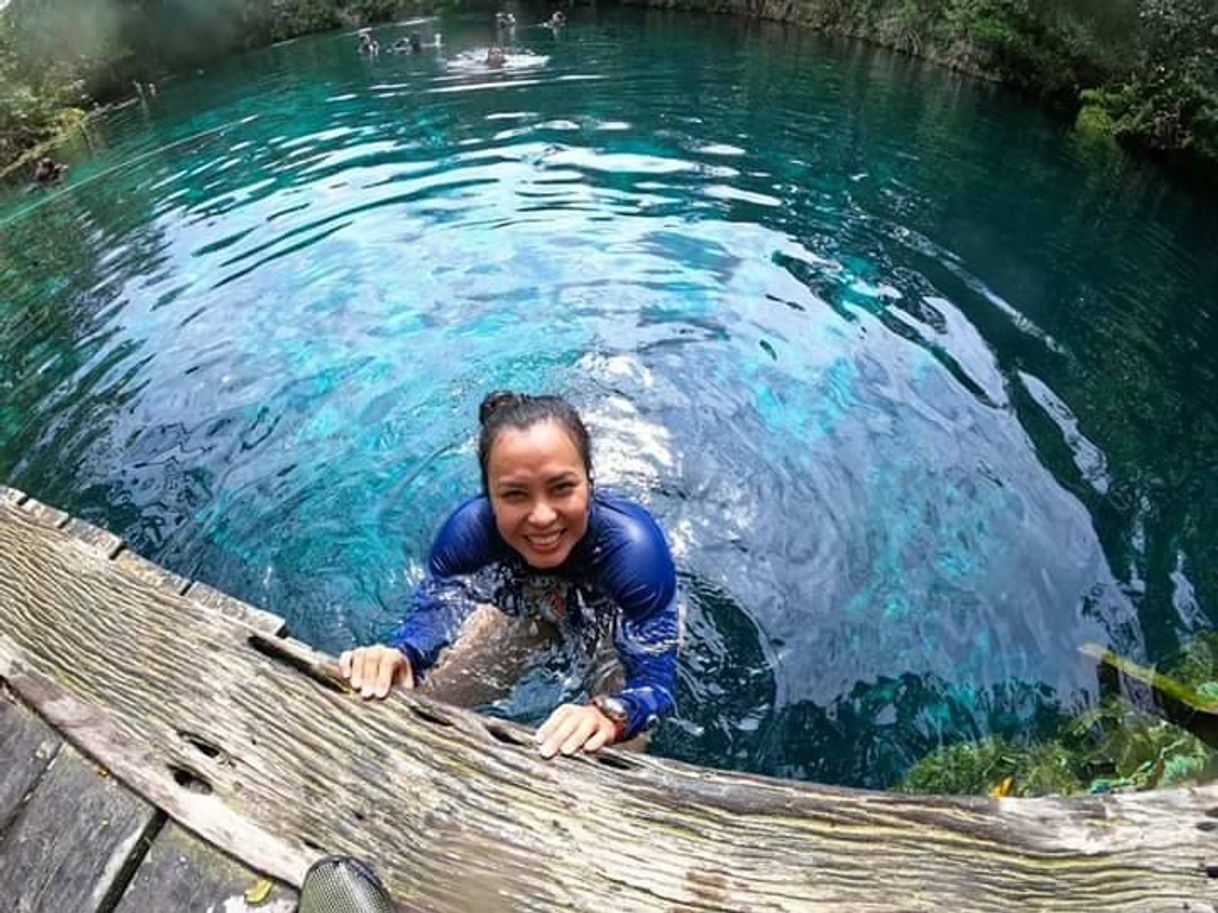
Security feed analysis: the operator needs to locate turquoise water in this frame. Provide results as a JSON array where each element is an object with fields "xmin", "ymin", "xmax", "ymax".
[{"xmin": 2, "ymin": 6, "xmax": 1216, "ymax": 788}]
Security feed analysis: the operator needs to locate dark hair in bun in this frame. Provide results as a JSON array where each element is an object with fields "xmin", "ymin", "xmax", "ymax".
[{"xmin": 477, "ymin": 391, "xmax": 592, "ymax": 492}]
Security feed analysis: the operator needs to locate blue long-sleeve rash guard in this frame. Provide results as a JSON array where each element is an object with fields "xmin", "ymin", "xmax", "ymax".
[{"xmin": 387, "ymin": 489, "xmax": 679, "ymax": 740}]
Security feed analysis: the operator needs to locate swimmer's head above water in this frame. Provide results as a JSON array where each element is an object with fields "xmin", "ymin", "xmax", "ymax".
[
  {"xmin": 477, "ymin": 391, "xmax": 593, "ymax": 569},
  {"xmin": 485, "ymin": 45, "xmax": 507, "ymax": 67},
  {"xmin": 340, "ymin": 388, "xmax": 677, "ymax": 759}
]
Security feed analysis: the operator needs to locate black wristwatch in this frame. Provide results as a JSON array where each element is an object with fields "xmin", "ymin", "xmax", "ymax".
[{"xmin": 591, "ymin": 695, "xmax": 629, "ymax": 738}]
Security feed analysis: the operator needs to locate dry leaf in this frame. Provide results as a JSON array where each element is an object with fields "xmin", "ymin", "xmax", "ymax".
[
  {"xmin": 988, "ymin": 776, "xmax": 1014, "ymax": 798},
  {"xmin": 244, "ymin": 878, "xmax": 274, "ymax": 905}
]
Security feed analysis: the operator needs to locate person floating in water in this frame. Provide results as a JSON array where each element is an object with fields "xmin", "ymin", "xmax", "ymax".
[
  {"xmin": 485, "ymin": 45, "xmax": 507, "ymax": 68},
  {"xmin": 357, "ymin": 29, "xmax": 379, "ymax": 56},
  {"xmin": 32, "ymin": 157, "xmax": 68, "ymax": 183},
  {"xmin": 339, "ymin": 392, "xmax": 679, "ymax": 759},
  {"xmin": 390, "ymin": 32, "xmax": 424, "ymax": 54}
]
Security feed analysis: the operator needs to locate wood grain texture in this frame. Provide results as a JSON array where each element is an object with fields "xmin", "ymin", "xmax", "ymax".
[
  {"xmin": 0, "ymin": 741, "xmax": 157, "ymax": 913},
  {"xmin": 1, "ymin": 489, "xmax": 1217, "ymax": 912},
  {"xmin": 183, "ymin": 580, "xmax": 287, "ymax": 636},
  {"xmin": 17, "ymin": 496, "xmax": 67, "ymax": 527},
  {"xmin": 0, "ymin": 686, "xmax": 62, "ymax": 834},
  {"xmin": 0, "ymin": 486, "xmax": 26, "ymax": 507},
  {"xmin": 114, "ymin": 549, "xmax": 191, "ymax": 596},
  {"xmin": 114, "ymin": 821, "xmax": 297, "ymax": 913},
  {"xmin": 61, "ymin": 517, "xmax": 124, "ymax": 560}
]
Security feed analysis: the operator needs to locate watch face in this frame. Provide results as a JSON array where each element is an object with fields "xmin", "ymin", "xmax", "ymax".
[{"xmin": 596, "ymin": 696, "xmax": 628, "ymax": 722}]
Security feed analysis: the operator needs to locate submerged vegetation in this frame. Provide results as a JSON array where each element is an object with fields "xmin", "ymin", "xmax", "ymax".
[
  {"xmin": 899, "ymin": 632, "xmax": 1218, "ymax": 797},
  {"xmin": 1, "ymin": 0, "xmax": 1216, "ymax": 173}
]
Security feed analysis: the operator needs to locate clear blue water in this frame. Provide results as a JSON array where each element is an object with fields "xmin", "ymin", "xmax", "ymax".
[{"xmin": 2, "ymin": 6, "xmax": 1216, "ymax": 788}]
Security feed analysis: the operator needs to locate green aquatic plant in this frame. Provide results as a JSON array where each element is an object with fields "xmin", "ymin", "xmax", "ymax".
[
  {"xmin": 899, "ymin": 697, "xmax": 1218, "ymax": 797},
  {"xmin": 1162, "ymin": 629, "xmax": 1218, "ymax": 692},
  {"xmin": 899, "ymin": 735, "xmax": 1083, "ymax": 797},
  {"xmin": 1066, "ymin": 695, "xmax": 1218, "ymax": 791},
  {"xmin": 900, "ymin": 632, "xmax": 1218, "ymax": 797}
]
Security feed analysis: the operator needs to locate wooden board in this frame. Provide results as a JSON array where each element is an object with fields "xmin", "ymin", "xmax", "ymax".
[
  {"xmin": 113, "ymin": 549, "xmax": 191, "ymax": 597},
  {"xmin": 183, "ymin": 580, "xmax": 287, "ymax": 636},
  {"xmin": 60, "ymin": 517, "xmax": 124, "ymax": 560},
  {"xmin": 17, "ymin": 497, "xmax": 67, "ymax": 527},
  {"xmin": 0, "ymin": 686, "xmax": 62, "ymax": 834},
  {"xmin": 0, "ymin": 742, "xmax": 158, "ymax": 913},
  {"xmin": 114, "ymin": 822, "xmax": 297, "ymax": 913},
  {"xmin": 2, "ymin": 489, "xmax": 1218, "ymax": 912}
]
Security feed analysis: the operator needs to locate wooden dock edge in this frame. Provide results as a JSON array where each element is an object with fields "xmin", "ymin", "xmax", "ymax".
[{"xmin": 2, "ymin": 484, "xmax": 1217, "ymax": 912}]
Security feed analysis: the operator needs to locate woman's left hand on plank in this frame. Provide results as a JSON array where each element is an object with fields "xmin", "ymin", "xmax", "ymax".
[{"xmin": 536, "ymin": 703, "xmax": 616, "ymax": 759}]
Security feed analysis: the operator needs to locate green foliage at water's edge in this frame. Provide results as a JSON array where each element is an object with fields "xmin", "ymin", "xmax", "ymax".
[
  {"xmin": 635, "ymin": 0, "xmax": 1218, "ymax": 171},
  {"xmin": 1, "ymin": 1, "xmax": 1215, "ymax": 172},
  {"xmin": 0, "ymin": 0, "xmax": 453, "ymax": 173}
]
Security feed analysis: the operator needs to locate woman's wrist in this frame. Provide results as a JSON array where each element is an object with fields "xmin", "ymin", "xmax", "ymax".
[{"xmin": 591, "ymin": 694, "xmax": 629, "ymax": 742}]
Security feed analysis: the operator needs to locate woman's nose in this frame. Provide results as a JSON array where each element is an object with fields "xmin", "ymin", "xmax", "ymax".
[{"xmin": 529, "ymin": 500, "xmax": 557, "ymax": 526}]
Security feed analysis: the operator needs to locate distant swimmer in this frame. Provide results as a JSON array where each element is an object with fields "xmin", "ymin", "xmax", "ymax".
[
  {"xmin": 357, "ymin": 29, "xmax": 379, "ymax": 56},
  {"xmin": 495, "ymin": 11, "xmax": 516, "ymax": 28},
  {"xmin": 32, "ymin": 157, "xmax": 68, "ymax": 184},
  {"xmin": 546, "ymin": 10, "xmax": 567, "ymax": 27},
  {"xmin": 486, "ymin": 46, "xmax": 507, "ymax": 67},
  {"xmin": 389, "ymin": 32, "xmax": 424, "ymax": 54}
]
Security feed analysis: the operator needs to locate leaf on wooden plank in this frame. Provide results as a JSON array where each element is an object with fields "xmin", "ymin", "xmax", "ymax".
[
  {"xmin": 988, "ymin": 776, "xmax": 1014, "ymax": 798},
  {"xmin": 244, "ymin": 878, "xmax": 274, "ymax": 905}
]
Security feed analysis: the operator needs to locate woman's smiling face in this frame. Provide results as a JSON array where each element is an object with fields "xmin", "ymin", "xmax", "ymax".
[{"xmin": 486, "ymin": 419, "xmax": 591, "ymax": 569}]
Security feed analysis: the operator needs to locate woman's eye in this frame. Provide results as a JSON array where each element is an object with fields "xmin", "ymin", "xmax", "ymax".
[
  {"xmin": 552, "ymin": 481, "xmax": 575, "ymax": 494},
  {"xmin": 502, "ymin": 491, "xmax": 527, "ymax": 502}
]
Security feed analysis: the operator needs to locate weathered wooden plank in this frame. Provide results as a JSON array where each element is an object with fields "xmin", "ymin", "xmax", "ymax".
[
  {"xmin": 2, "ymin": 666, "xmax": 315, "ymax": 889},
  {"xmin": 0, "ymin": 485, "xmax": 27, "ymax": 507},
  {"xmin": 61, "ymin": 517, "xmax": 125, "ymax": 560},
  {"xmin": 0, "ymin": 686, "xmax": 62, "ymax": 834},
  {"xmin": 114, "ymin": 549, "xmax": 191, "ymax": 596},
  {"xmin": 184, "ymin": 580, "xmax": 287, "ymax": 636},
  {"xmin": 0, "ymin": 741, "xmax": 159, "ymax": 913},
  {"xmin": 18, "ymin": 495, "xmax": 68, "ymax": 528},
  {"xmin": 114, "ymin": 821, "xmax": 297, "ymax": 913},
  {"xmin": 1, "ymin": 498, "xmax": 1217, "ymax": 912}
]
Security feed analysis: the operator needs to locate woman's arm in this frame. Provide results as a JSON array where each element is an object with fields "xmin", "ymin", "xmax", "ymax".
[
  {"xmin": 610, "ymin": 590, "xmax": 679, "ymax": 739},
  {"xmin": 343, "ymin": 496, "xmax": 500, "ymax": 696},
  {"xmin": 536, "ymin": 497, "xmax": 679, "ymax": 755}
]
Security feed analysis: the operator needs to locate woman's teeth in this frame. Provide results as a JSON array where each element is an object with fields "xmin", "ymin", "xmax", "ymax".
[{"xmin": 529, "ymin": 531, "xmax": 562, "ymax": 549}]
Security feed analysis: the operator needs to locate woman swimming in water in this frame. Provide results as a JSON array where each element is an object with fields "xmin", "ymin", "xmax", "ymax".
[{"xmin": 339, "ymin": 392, "xmax": 679, "ymax": 759}]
